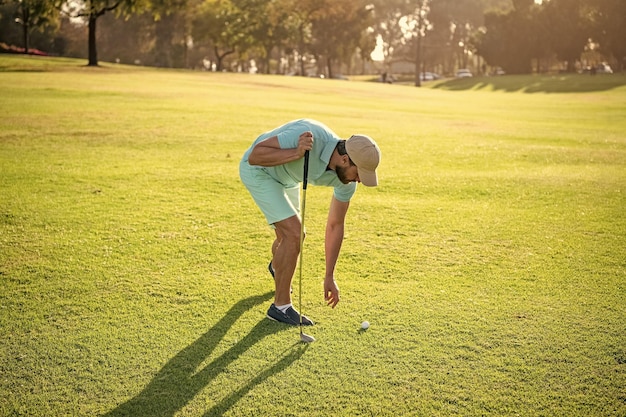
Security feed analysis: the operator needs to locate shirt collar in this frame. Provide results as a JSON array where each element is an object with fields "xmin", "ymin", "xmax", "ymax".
[{"xmin": 321, "ymin": 139, "xmax": 338, "ymax": 168}]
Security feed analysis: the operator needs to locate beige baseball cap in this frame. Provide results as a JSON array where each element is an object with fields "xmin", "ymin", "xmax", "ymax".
[{"xmin": 345, "ymin": 134, "xmax": 381, "ymax": 187}]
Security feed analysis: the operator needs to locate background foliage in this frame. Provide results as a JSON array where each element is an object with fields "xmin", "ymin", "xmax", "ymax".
[{"xmin": 0, "ymin": 0, "xmax": 624, "ymax": 75}]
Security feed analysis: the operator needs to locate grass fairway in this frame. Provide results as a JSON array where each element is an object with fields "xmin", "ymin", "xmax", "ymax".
[{"xmin": 1, "ymin": 55, "xmax": 625, "ymax": 416}]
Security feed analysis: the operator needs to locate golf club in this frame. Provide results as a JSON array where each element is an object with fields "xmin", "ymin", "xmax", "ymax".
[{"xmin": 299, "ymin": 150, "xmax": 315, "ymax": 343}]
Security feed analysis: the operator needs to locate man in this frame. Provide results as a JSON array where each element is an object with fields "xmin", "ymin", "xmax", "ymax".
[{"xmin": 239, "ymin": 119, "xmax": 381, "ymax": 326}]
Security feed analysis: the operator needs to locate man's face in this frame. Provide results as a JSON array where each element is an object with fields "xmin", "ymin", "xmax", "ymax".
[{"xmin": 336, "ymin": 164, "xmax": 360, "ymax": 184}]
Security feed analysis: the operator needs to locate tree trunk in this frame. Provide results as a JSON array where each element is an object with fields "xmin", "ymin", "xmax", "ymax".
[
  {"xmin": 214, "ymin": 47, "xmax": 235, "ymax": 71},
  {"xmin": 298, "ymin": 24, "xmax": 306, "ymax": 76},
  {"xmin": 263, "ymin": 44, "xmax": 272, "ymax": 74},
  {"xmin": 22, "ymin": 24, "xmax": 29, "ymax": 54},
  {"xmin": 326, "ymin": 57, "xmax": 333, "ymax": 79},
  {"xmin": 88, "ymin": 15, "xmax": 98, "ymax": 66},
  {"xmin": 154, "ymin": 17, "xmax": 174, "ymax": 68},
  {"xmin": 21, "ymin": 8, "xmax": 30, "ymax": 54},
  {"xmin": 414, "ymin": 33, "xmax": 422, "ymax": 87},
  {"xmin": 299, "ymin": 53, "xmax": 305, "ymax": 76}
]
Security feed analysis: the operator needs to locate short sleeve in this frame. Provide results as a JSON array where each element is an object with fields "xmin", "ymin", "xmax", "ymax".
[
  {"xmin": 333, "ymin": 182, "xmax": 357, "ymax": 202},
  {"xmin": 276, "ymin": 124, "xmax": 304, "ymax": 149}
]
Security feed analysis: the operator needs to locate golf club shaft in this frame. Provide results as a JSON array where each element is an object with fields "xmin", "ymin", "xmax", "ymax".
[{"xmin": 299, "ymin": 150, "xmax": 309, "ymax": 332}]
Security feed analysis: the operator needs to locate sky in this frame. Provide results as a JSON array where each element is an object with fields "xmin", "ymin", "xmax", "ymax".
[{"xmin": 370, "ymin": 35, "xmax": 385, "ymax": 62}]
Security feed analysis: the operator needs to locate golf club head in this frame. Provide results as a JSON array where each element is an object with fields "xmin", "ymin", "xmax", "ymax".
[{"xmin": 300, "ymin": 332, "xmax": 316, "ymax": 343}]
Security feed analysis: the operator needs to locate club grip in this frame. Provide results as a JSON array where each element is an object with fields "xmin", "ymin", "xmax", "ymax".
[{"xmin": 303, "ymin": 150, "xmax": 310, "ymax": 190}]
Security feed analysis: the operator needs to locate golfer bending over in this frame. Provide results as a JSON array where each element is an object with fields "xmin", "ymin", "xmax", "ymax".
[{"xmin": 239, "ymin": 119, "xmax": 381, "ymax": 326}]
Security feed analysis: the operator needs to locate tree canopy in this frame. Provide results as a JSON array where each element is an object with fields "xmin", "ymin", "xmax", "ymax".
[{"xmin": 0, "ymin": 0, "xmax": 623, "ymax": 75}]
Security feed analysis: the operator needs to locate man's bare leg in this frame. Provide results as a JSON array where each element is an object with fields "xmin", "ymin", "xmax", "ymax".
[{"xmin": 271, "ymin": 215, "xmax": 302, "ymax": 306}]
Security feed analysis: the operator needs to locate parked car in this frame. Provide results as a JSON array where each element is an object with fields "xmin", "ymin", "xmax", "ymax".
[
  {"xmin": 419, "ymin": 72, "xmax": 440, "ymax": 81},
  {"xmin": 582, "ymin": 63, "xmax": 614, "ymax": 75},
  {"xmin": 455, "ymin": 69, "xmax": 473, "ymax": 78},
  {"xmin": 596, "ymin": 63, "xmax": 613, "ymax": 74}
]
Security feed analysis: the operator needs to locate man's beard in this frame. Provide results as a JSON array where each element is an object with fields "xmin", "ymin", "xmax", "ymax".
[{"xmin": 335, "ymin": 165, "xmax": 351, "ymax": 184}]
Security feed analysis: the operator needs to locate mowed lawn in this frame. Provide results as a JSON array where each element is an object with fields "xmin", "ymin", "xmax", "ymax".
[{"xmin": 1, "ymin": 55, "xmax": 625, "ymax": 416}]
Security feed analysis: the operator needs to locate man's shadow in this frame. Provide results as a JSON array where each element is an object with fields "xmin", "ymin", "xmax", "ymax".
[{"xmin": 103, "ymin": 292, "xmax": 307, "ymax": 417}]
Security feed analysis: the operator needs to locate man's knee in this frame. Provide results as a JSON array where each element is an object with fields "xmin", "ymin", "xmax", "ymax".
[
  {"xmin": 275, "ymin": 218, "xmax": 304, "ymax": 248},
  {"xmin": 282, "ymin": 228, "xmax": 303, "ymax": 248}
]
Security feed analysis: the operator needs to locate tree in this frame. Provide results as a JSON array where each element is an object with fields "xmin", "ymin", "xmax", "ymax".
[
  {"xmin": 371, "ymin": 0, "xmax": 508, "ymax": 80},
  {"xmin": 238, "ymin": 0, "xmax": 294, "ymax": 74},
  {"xmin": 289, "ymin": 0, "xmax": 325, "ymax": 76},
  {"xmin": 312, "ymin": 0, "xmax": 376, "ymax": 78},
  {"xmin": 475, "ymin": 0, "xmax": 537, "ymax": 74},
  {"xmin": 407, "ymin": 0, "xmax": 431, "ymax": 86},
  {"xmin": 150, "ymin": 0, "xmax": 189, "ymax": 68},
  {"xmin": 589, "ymin": 0, "xmax": 626, "ymax": 71},
  {"xmin": 430, "ymin": 0, "xmax": 490, "ymax": 75},
  {"xmin": 88, "ymin": 11, "xmax": 154, "ymax": 65},
  {"xmin": 371, "ymin": 0, "xmax": 432, "ymax": 86},
  {"xmin": 192, "ymin": 0, "xmax": 247, "ymax": 71},
  {"xmin": 13, "ymin": 0, "xmax": 58, "ymax": 53},
  {"xmin": 309, "ymin": 0, "xmax": 374, "ymax": 78},
  {"xmin": 370, "ymin": 0, "xmax": 411, "ymax": 73},
  {"xmin": 527, "ymin": 2, "xmax": 552, "ymax": 73},
  {"xmin": 543, "ymin": 0, "xmax": 590, "ymax": 72},
  {"xmin": 64, "ymin": 0, "xmax": 144, "ymax": 66}
]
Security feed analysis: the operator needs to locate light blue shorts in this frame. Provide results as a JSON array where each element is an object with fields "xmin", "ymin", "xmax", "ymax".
[{"xmin": 239, "ymin": 160, "xmax": 300, "ymax": 225}]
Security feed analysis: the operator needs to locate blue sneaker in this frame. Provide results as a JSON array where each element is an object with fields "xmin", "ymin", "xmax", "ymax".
[{"xmin": 267, "ymin": 304, "xmax": 314, "ymax": 326}]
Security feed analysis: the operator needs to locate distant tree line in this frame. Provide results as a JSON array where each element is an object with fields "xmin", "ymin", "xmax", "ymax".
[
  {"xmin": 476, "ymin": 0, "xmax": 625, "ymax": 74},
  {"xmin": 0, "ymin": 0, "xmax": 623, "ymax": 80}
]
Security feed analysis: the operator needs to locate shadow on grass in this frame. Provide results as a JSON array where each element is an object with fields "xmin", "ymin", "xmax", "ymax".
[
  {"xmin": 0, "ymin": 67, "xmax": 47, "ymax": 72},
  {"xmin": 201, "ymin": 343, "xmax": 307, "ymax": 416},
  {"xmin": 432, "ymin": 74, "xmax": 626, "ymax": 93},
  {"xmin": 102, "ymin": 292, "xmax": 306, "ymax": 417}
]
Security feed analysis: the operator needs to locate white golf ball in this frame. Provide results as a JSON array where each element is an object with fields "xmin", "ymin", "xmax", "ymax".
[{"xmin": 361, "ymin": 321, "xmax": 370, "ymax": 330}]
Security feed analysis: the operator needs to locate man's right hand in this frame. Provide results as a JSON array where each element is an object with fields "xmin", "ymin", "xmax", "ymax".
[
  {"xmin": 324, "ymin": 278, "xmax": 340, "ymax": 308},
  {"xmin": 298, "ymin": 131, "xmax": 314, "ymax": 157}
]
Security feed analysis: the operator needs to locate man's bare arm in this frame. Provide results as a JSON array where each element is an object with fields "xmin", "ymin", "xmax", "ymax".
[{"xmin": 248, "ymin": 132, "xmax": 313, "ymax": 166}]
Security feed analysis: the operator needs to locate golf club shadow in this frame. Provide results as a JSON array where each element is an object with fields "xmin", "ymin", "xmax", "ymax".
[
  {"xmin": 102, "ymin": 291, "xmax": 301, "ymax": 417},
  {"xmin": 201, "ymin": 343, "xmax": 308, "ymax": 416}
]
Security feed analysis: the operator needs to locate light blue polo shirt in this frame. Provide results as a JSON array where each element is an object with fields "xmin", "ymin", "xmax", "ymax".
[{"xmin": 241, "ymin": 119, "xmax": 357, "ymax": 202}]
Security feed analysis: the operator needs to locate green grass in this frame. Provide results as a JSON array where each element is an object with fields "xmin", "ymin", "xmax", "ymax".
[{"xmin": 1, "ymin": 54, "xmax": 625, "ymax": 416}]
